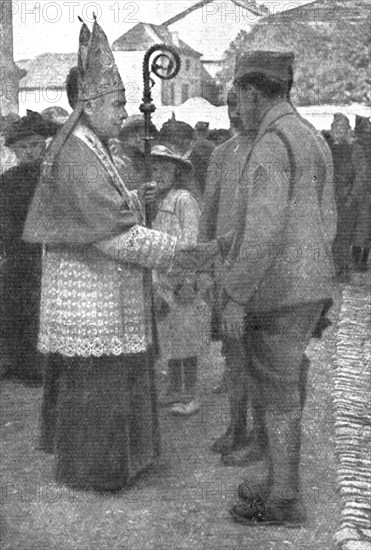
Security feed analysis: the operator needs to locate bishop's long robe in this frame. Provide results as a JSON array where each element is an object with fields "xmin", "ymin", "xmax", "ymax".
[{"xmin": 23, "ymin": 121, "xmax": 177, "ymax": 490}]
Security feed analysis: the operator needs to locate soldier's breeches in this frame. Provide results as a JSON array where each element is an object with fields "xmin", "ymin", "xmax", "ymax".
[{"xmin": 243, "ymin": 302, "xmax": 324, "ymax": 501}]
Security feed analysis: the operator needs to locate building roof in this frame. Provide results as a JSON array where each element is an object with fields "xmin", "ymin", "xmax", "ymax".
[
  {"xmin": 18, "ymin": 53, "xmax": 77, "ymax": 88},
  {"xmin": 162, "ymin": 0, "xmax": 266, "ymax": 26},
  {"xmin": 112, "ymin": 23, "xmax": 202, "ymax": 57},
  {"xmin": 260, "ymin": 0, "xmax": 369, "ymax": 23}
]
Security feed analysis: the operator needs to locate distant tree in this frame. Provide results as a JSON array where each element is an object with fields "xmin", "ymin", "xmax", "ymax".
[{"xmin": 217, "ymin": 4, "xmax": 370, "ymax": 105}]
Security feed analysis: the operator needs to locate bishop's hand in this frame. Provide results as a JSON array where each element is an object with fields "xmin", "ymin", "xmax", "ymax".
[{"xmin": 137, "ymin": 181, "xmax": 157, "ymax": 205}]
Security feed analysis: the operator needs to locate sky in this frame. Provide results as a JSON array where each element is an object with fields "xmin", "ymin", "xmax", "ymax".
[{"xmin": 12, "ymin": 0, "xmax": 314, "ymax": 60}]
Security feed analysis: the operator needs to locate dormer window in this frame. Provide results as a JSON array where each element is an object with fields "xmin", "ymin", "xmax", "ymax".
[{"xmin": 185, "ymin": 59, "xmax": 191, "ymax": 71}]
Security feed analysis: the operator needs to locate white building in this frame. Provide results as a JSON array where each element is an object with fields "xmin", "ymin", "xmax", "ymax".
[
  {"xmin": 17, "ymin": 53, "xmax": 75, "ymax": 116},
  {"xmin": 112, "ymin": 22, "xmax": 219, "ymax": 112}
]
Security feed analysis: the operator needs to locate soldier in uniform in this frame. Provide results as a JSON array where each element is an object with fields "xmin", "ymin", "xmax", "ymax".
[
  {"xmin": 23, "ymin": 19, "xmax": 184, "ymax": 492},
  {"xmin": 186, "ymin": 50, "xmax": 336, "ymax": 526}
]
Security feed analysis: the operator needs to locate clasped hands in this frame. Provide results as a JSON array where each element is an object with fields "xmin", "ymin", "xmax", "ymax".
[
  {"xmin": 173, "ymin": 241, "xmax": 245, "ymax": 337},
  {"xmin": 172, "ymin": 230, "xmax": 235, "ymax": 274},
  {"xmin": 137, "ymin": 181, "xmax": 157, "ymax": 205},
  {"xmin": 137, "ymin": 182, "xmax": 242, "ymax": 335},
  {"xmin": 173, "ymin": 239, "xmax": 219, "ymax": 274}
]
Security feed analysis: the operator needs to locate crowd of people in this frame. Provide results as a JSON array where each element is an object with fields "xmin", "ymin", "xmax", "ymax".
[
  {"xmin": 0, "ymin": 16, "xmax": 370, "ymax": 529},
  {"xmin": 322, "ymin": 113, "xmax": 370, "ymax": 280}
]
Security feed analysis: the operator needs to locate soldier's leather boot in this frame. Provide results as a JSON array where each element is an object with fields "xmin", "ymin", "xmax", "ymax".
[
  {"xmin": 230, "ymin": 496, "xmax": 306, "ymax": 527},
  {"xmin": 264, "ymin": 404, "xmax": 305, "ymax": 522},
  {"xmin": 232, "ymin": 409, "xmax": 306, "ymax": 527}
]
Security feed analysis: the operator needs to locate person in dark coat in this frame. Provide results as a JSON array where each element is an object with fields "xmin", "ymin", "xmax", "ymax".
[
  {"xmin": 188, "ymin": 121, "xmax": 216, "ymax": 197},
  {"xmin": 352, "ymin": 115, "xmax": 371, "ymax": 271},
  {"xmin": 323, "ymin": 113, "xmax": 367, "ymax": 282},
  {"xmin": 0, "ymin": 110, "xmax": 59, "ymax": 384}
]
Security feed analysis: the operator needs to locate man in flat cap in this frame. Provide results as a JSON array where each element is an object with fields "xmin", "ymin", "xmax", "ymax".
[{"xmin": 212, "ymin": 50, "xmax": 337, "ymax": 526}]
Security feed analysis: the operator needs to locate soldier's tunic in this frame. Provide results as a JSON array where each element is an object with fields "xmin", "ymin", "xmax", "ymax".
[
  {"xmin": 224, "ymin": 103, "xmax": 336, "ymax": 312},
  {"xmin": 23, "ymin": 122, "xmax": 177, "ymax": 491},
  {"xmin": 0, "ymin": 161, "xmax": 43, "ymax": 383}
]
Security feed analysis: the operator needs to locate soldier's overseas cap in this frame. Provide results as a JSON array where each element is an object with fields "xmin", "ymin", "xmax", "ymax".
[{"xmin": 235, "ymin": 50, "xmax": 295, "ymax": 85}]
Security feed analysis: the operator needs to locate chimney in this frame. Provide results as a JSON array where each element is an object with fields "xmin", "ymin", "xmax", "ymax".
[{"xmin": 171, "ymin": 31, "xmax": 180, "ymax": 47}]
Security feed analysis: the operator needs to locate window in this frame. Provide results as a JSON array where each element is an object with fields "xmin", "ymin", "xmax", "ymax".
[
  {"xmin": 181, "ymin": 83, "xmax": 190, "ymax": 103},
  {"xmin": 185, "ymin": 59, "xmax": 191, "ymax": 71}
]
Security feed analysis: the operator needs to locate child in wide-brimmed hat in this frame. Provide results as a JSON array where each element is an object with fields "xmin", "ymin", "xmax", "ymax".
[{"xmin": 150, "ymin": 144, "xmax": 205, "ymax": 416}]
